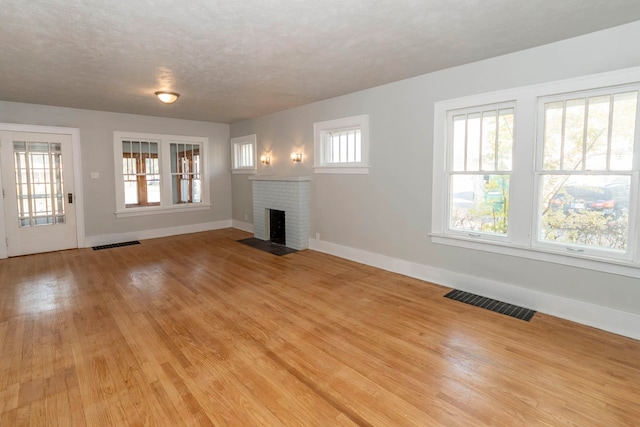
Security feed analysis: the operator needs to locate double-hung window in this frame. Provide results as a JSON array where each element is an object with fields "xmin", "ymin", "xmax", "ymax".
[
  {"xmin": 114, "ymin": 132, "xmax": 209, "ymax": 217},
  {"xmin": 447, "ymin": 104, "xmax": 514, "ymax": 239},
  {"xmin": 314, "ymin": 115, "xmax": 369, "ymax": 174},
  {"xmin": 432, "ymin": 66, "xmax": 640, "ymax": 277}
]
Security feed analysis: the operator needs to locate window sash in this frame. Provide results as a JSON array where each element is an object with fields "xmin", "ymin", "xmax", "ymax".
[
  {"xmin": 533, "ymin": 87, "xmax": 639, "ymax": 260},
  {"xmin": 445, "ymin": 103, "xmax": 515, "ymax": 239}
]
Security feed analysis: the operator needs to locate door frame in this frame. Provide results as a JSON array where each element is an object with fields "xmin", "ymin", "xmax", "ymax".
[{"xmin": 0, "ymin": 123, "xmax": 85, "ymax": 259}]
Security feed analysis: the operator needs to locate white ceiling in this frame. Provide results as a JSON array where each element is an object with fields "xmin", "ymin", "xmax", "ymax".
[{"xmin": 2, "ymin": 1, "xmax": 640, "ymax": 123}]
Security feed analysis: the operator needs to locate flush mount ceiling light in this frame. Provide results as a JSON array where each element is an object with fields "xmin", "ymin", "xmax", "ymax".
[{"xmin": 154, "ymin": 91, "xmax": 180, "ymax": 104}]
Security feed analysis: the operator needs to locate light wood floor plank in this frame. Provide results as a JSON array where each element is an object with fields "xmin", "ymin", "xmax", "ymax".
[{"xmin": 1, "ymin": 228, "xmax": 639, "ymax": 425}]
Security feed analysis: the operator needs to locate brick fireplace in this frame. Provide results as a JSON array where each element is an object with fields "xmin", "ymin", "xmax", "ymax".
[{"xmin": 249, "ymin": 176, "xmax": 310, "ymax": 250}]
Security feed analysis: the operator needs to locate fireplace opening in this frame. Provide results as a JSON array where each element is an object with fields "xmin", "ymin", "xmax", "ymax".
[{"xmin": 269, "ymin": 209, "xmax": 286, "ymax": 245}]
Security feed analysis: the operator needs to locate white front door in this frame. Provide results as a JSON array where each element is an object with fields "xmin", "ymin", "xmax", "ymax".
[{"xmin": 0, "ymin": 131, "xmax": 77, "ymax": 256}]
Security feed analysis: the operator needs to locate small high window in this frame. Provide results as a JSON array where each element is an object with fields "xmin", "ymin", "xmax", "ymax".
[
  {"xmin": 314, "ymin": 115, "xmax": 369, "ymax": 174},
  {"xmin": 231, "ymin": 134, "xmax": 257, "ymax": 173}
]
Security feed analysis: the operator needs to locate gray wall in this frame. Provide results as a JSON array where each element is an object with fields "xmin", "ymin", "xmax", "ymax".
[
  {"xmin": 231, "ymin": 21, "xmax": 640, "ymax": 315},
  {"xmin": 0, "ymin": 101, "xmax": 231, "ymax": 238}
]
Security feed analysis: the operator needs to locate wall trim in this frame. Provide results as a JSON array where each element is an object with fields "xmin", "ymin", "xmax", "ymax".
[
  {"xmin": 232, "ymin": 220, "xmax": 254, "ymax": 233},
  {"xmin": 308, "ymin": 238, "xmax": 640, "ymax": 341},
  {"xmin": 84, "ymin": 220, "xmax": 232, "ymax": 247}
]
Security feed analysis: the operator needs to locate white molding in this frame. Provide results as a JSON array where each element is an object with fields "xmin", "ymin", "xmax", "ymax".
[
  {"xmin": 232, "ymin": 220, "xmax": 254, "ymax": 233},
  {"xmin": 249, "ymin": 175, "xmax": 311, "ymax": 181},
  {"xmin": 115, "ymin": 204, "xmax": 211, "ymax": 218},
  {"xmin": 313, "ymin": 166, "xmax": 369, "ymax": 174},
  {"xmin": 84, "ymin": 220, "xmax": 232, "ymax": 247},
  {"xmin": 308, "ymin": 238, "xmax": 640, "ymax": 341}
]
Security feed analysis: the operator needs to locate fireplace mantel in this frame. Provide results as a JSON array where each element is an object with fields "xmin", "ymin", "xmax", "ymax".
[{"xmin": 249, "ymin": 175, "xmax": 311, "ymax": 182}]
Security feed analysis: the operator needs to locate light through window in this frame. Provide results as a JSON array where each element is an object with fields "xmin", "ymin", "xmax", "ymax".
[
  {"xmin": 13, "ymin": 141, "xmax": 66, "ymax": 227},
  {"xmin": 122, "ymin": 141, "xmax": 160, "ymax": 207},
  {"xmin": 538, "ymin": 90, "xmax": 637, "ymax": 252},
  {"xmin": 171, "ymin": 143, "xmax": 201, "ymax": 204},
  {"xmin": 448, "ymin": 106, "xmax": 514, "ymax": 236}
]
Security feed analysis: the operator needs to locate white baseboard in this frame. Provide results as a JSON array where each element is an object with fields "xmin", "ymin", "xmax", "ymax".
[
  {"xmin": 308, "ymin": 238, "xmax": 640, "ymax": 341},
  {"xmin": 84, "ymin": 220, "xmax": 233, "ymax": 248},
  {"xmin": 232, "ymin": 220, "xmax": 254, "ymax": 233}
]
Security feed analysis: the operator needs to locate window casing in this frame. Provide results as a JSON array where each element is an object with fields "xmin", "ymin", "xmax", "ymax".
[
  {"xmin": 432, "ymin": 66, "xmax": 640, "ymax": 278},
  {"xmin": 114, "ymin": 132, "xmax": 209, "ymax": 217},
  {"xmin": 314, "ymin": 115, "xmax": 369, "ymax": 174},
  {"xmin": 231, "ymin": 134, "xmax": 256, "ymax": 174}
]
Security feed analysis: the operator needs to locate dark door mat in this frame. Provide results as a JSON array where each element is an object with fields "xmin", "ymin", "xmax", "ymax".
[
  {"xmin": 444, "ymin": 289, "xmax": 536, "ymax": 321},
  {"xmin": 237, "ymin": 237, "xmax": 298, "ymax": 256},
  {"xmin": 92, "ymin": 241, "xmax": 141, "ymax": 250}
]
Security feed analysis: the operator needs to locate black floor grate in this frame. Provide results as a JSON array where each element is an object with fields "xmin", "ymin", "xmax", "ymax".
[
  {"xmin": 92, "ymin": 241, "xmax": 141, "ymax": 251},
  {"xmin": 444, "ymin": 289, "xmax": 536, "ymax": 321}
]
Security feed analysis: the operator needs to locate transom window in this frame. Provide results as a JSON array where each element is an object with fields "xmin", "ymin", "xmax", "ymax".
[
  {"xmin": 231, "ymin": 134, "xmax": 256, "ymax": 173},
  {"xmin": 314, "ymin": 115, "xmax": 369, "ymax": 174},
  {"xmin": 113, "ymin": 132, "xmax": 209, "ymax": 217},
  {"xmin": 432, "ymin": 67, "xmax": 640, "ymax": 277}
]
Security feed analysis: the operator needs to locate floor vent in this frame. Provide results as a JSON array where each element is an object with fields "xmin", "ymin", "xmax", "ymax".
[
  {"xmin": 92, "ymin": 241, "xmax": 141, "ymax": 251},
  {"xmin": 444, "ymin": 289, "xmax": 536, "ymax": 321}
]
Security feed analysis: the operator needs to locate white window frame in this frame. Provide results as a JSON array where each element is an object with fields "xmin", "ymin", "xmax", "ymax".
[
  {"xmin": 445, "ymin": 102, "xmax": 515, "ymax": 243},
  {"xmin": 231, "ymin": 134, "xmax": 257, "ymax": 174},
  {"xmin": 432, "ymin": 66, "xmax": 640, "ymax": 278},
  {"xmin": 313, "ymin": 114, "xmax": 369, "ymax": 174},
  {"xmin": 113, "ymin": 131, "xmax": 210, "ymax": 218}
]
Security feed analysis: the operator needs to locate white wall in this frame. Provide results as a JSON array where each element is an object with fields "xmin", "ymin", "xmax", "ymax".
[
  {"xmin": 0, "ymin": 102, "xmax": 231, "ymax": 244},
  {"xmin": 231, "ymin": 21, "xmax": 640, "ymax": 332}
]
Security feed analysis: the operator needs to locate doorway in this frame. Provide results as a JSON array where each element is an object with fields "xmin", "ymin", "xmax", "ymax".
[{"xmin": 0, "ymin": 127, "xmax": 83, "ymax": 257}]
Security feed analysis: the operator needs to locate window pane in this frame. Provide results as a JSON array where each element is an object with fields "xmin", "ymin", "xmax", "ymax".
[
  {"xmin": 481, "ymin": 111, "xmax": 496, "ymax": 171},
  {"xmin": 539, "ymin": 175, "xmax": 630, "ymax": 251},
  {"xmin": 452, "ymin": 116, "xmax": 466, "ymax": 171},
  {"xmin": 564, "ymin": 99, "xmax": 586, "ymax": 170},
  {"xmin": 466, "ymin": 113, "xmax": 481, "ymax": 171},
  {"xmin": 450, "ymin": 174, "xmax": 509, "ymax": 235},
  {"xmin": 610, "ymin": 92, "xmax": 637, "ymax": 170},
  {"xmin": 497, "ymin": 109, "xmax": 514, "ymax": 171},
  {"xmin": 584, "ymin": 95, "xmax": 610, "ymax": 171},
  {"xmin": 543, "ymin": 101, "xmax": 564, "ymax": 170}
]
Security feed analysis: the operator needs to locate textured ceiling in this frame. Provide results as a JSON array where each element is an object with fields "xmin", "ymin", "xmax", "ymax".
[{"xmin": 2, "ymin": 0, "xmax": 640, "ymax": 123}]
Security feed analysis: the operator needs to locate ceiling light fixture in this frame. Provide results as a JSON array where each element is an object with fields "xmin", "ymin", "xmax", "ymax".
[{"xmin": 155, "ymin": 91, "xmax": 180, "ymax": 104}]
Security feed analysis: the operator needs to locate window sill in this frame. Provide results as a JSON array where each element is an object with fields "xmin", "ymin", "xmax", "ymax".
[
  {"xmin": 115, "ymin": 204, "xmax": 211, "ymax": 218},
  {"xmin": 231, "ymin": 169, "xmax": 257, "ymax": 175},
  {"xmin": 313, "ymin": 166, "xmax": 369, "ymax": 174},
  {"xmin": 430, "ymin": 233, "xmax": 640, "ymax": 279}
]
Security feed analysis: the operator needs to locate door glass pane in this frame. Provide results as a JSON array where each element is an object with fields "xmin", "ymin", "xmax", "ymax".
[{"xmin": 13, "ymin": 140, "xmax": 66, "ymax": 228}]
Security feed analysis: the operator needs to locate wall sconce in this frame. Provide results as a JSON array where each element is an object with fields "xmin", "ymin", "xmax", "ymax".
[
  {"xmin": 260, "ymin": 154, "xmax": 271, "ymax": 165},
  {"xmin": 154, "ymin": 91, "xmax": 180, "ymax": 104},
  {"xmin": 291, "ymin": 152, "xmax": 302, "ymax": 162}
]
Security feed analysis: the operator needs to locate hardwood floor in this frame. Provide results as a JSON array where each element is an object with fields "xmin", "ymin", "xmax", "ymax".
[{"xmin": 1, "ymin": 228, "xmax": 639, "ymax": 426}]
